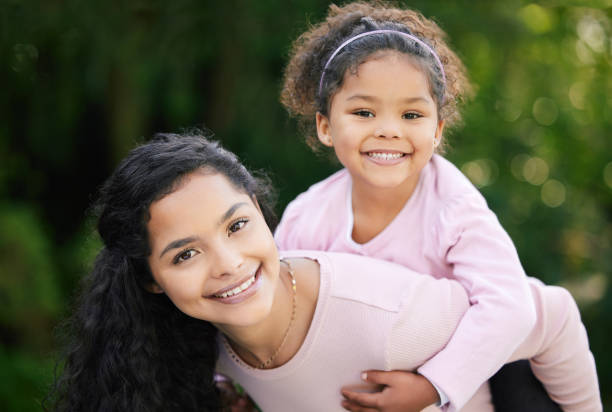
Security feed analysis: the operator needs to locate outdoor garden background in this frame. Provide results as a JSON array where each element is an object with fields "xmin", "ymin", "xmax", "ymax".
[{"xmin": 1, "ymin": 0, "xmax": 611, "ymax": 409}]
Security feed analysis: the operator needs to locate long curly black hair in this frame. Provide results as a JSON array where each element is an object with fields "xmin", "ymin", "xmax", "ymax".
[{"xmin": 45, "ymin": 132, "xmax": 277, "ymax": 411}]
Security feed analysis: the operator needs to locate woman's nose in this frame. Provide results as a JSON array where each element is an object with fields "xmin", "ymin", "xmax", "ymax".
[{"xmin": 211, "ymin": 245, "xmax": 244, "ymax": 279}]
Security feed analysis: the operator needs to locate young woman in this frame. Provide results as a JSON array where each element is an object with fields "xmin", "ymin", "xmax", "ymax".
[{"xmin": 47, "ymin": 133, "xmax": 599, "ymax": 412}]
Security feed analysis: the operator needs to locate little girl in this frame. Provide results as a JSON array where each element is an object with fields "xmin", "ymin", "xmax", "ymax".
[{"xmin": 275, "ymin": 2, "xmax": 600, "ymax": 411}]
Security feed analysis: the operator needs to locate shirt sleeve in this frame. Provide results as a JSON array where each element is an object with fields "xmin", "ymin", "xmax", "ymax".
[
  {"xmin": 417, "ymin": 193, "xmax": 537, "ymax": 412},
  {"xmin": 509, "ymin": 280, "xmax": 602, "ymax": 411},
  {"xmin": 274, "ymin": 197, "xmax": 304, "ymax": 251},
  {"xmin": 431, "ymin": 373, "xmax": 449, "ymax": 406}
]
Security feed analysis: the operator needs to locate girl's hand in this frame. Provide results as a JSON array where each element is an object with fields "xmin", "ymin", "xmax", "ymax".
[
  {"xmin": 341, "ymin": 370, "xmax": 439, "ymax": 412},
  {"xmin": 216, "ymin": 376, "xmax": 259, "ymax": 412}
]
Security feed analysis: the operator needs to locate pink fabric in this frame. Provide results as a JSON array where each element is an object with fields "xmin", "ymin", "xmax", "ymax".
[
  {"xmin": 510, "ymin": 280, "xmax": 600, "ymax": 411},
  {"xmin": 217, "ymin": 251, "xmax": 492, "ymax": 412},
  {"xmin": 274, "ymin": 155, "xmax": 601, "ymax": 411}
]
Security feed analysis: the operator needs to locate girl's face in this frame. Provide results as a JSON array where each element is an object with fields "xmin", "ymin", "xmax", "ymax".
[
  {"xmin": 146, "ymin": 171, "xmax": 280, "ymax": 329},
  {"xmin": 316, "ymin": 51, "xmax": 444, "ymax": 192}
]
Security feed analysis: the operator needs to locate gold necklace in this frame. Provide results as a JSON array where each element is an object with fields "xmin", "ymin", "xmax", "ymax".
[{"xmin": 258, "ymin": 259, "xmax": 297, "ymax": 369}]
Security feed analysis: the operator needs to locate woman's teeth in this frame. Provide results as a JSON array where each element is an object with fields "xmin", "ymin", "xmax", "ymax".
[
  {"xmin": 367, "ymin": 152, "xmax": 404, "ymax": 160},
  {"xmin": 215, "ymin": 275, "xmax": 256, "ymax": 298}
]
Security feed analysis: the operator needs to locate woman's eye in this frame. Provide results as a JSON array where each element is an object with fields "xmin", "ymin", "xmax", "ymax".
[
  {"xmin": 402, "ymin": 112, "xmax": 421, "ymax": 120},
  {"xmin": 173, "ymin": 249, "xmax": 198, "ymax": 264},
  {"xmin": 353, "ymin": 110, "xmax": 374, "ymax": 118},
  {"xmin": 228, "ymin": 218, "xmax": 248, "ymax": 235}
]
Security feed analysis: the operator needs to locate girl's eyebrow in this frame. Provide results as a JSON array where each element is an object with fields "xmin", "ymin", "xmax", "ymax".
[
  {"xmin": 158, "ymin": 202, "xmax": 249, "ymax": 259},
  {"xmin": 346, "ymin": 94, "xmax": 430, "ymax": 104},
  {"xmin": 346, "ymin": 94, "xmax": 379, "ymax": 102}
]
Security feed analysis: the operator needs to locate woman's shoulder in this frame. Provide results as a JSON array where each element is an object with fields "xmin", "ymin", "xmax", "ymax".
[{"xmin": 288, "ymin": 251, "xmax": 466, "ymax": 313}]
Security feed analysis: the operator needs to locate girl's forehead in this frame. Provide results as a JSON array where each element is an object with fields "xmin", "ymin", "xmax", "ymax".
[
  {"xmin": 349, "ymin": 50, "xmax": 425, "ymax": 78},
  {"xmin": 340, "ymin": 53, "xmax": 432, "ymax": 95}
]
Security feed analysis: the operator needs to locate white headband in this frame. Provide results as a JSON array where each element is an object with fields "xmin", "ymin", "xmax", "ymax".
[{"xmin": 318, "ymin": 29, "xmax": 446, "ymax": 99}]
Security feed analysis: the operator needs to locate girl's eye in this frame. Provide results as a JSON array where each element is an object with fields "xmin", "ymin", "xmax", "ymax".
[
  {"xmin": 402, "ymin": 112, "xmax": 422, "ymax": 120},
  {"xmin": 173, "ymin": 249, "xmax": 198, "ymax": 264},
  {"xmin": 228, "ymin": 218, "xmax": 248, "ymax": 235},
  {"xmin": 353, "ymin": 110, "xmax": 374, "ymax": 118}
]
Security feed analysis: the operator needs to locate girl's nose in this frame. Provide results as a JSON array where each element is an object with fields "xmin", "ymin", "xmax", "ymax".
[{"xmin": 374, "ymin": 118, "xmax": 402, "ymax": 139}]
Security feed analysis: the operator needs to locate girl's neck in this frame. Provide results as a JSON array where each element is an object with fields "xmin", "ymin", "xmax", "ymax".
[
  {"xmin": 350, "ymin": 174, "xmax": 420, "ymax": 244},
  {"xmin": 220, "ymin": 258, "xmax": 319, "ymax": 369}
]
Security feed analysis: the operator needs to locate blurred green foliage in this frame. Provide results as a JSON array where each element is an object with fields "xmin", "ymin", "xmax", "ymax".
[{"xmin": 0, "ymin": 0, "xmax": 610, "ymax": 409}]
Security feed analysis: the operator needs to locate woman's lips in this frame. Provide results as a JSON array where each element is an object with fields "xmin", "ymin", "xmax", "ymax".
[{"xmin": 207, "ymin": 265, "xmax": 263, "ymax": 304}]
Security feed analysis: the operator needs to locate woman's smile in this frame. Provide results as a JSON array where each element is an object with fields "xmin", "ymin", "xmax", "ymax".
[
  {"xmin": 208, "ymin": 264, "xmax": 264, "ymax": 303},
  {"xmin": 146, "ymin": 171, "xmax": 280, "ymax": 327}
]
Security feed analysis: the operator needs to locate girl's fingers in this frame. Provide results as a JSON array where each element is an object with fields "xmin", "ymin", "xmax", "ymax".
[
  {"xmin": 341, "ymin": 399, "xmax": 380, "ymax": 412},
  {"xmin": 361, "ymin": 370, "xmax": 401, "ymax": 386},
  {"xmin": 342, "ymin": 389, "xmax": 382, "ymax": 408}
]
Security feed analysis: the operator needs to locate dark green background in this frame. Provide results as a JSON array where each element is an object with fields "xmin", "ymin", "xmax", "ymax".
[{"xmin": 1, "ymin": 0, "xmax": 610, "ymax": 410}]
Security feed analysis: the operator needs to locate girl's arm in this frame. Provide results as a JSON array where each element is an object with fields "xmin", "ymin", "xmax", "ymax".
[
  {"xmin": 417, "ymin": 193, "xmax": 537, "ymax": 411},
  {"xmin": 509, "ymin": 280, "xmax": 602, "ymax": 411}
]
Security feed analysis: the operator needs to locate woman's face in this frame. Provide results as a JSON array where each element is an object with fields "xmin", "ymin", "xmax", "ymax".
[{"xmin": 146, "ymin": 171, "xmax": 280, "ymax": 329}]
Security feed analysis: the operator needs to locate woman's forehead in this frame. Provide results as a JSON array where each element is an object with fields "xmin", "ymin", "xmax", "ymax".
[{"xmin": 150, "ymin": 174, "xmax": 250, "ymax": 224}]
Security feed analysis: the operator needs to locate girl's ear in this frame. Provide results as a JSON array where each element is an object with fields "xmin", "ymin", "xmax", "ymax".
[
  {"xmin": 145, "ymin": 282, "xmax": 164, "ymax": 294},
  {"xmin": 433, "ymin": 119, "xmax": 445, "ymax": 148},
  {"xmin": 316, "ymin": 112, "xmax": 334, "ymax": 147}
]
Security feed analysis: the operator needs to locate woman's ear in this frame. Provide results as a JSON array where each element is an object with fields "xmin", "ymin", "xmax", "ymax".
[
  {"xmin": 145, "ymin": 282, "xmax": 164, "ymax": 294},
  {"xmin": 251, "ymin": 195, "xmax": 262, "ymax": 214},
  {"xmin": 316, "ymin": 112, "xmax": 334, "ymax": 147}
]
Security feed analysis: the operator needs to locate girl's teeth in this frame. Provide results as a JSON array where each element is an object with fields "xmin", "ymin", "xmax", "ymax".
[
  {"xmin": 215, "ymin": 275, "xmax": 255, "ymax": 298},
  {"xmin": 368, "ymin": 152, "xmax": 403, "ymax": 160}
]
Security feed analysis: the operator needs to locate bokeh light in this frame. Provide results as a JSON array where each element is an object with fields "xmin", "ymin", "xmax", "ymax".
[
  {"xmin": 532, "ymin": 97, "xmax": 559, "ymax": 126},
  {"xmin": 461, "ymin": 159, "xmax": 498, "ymax": 188},
  {"xmin": 541, "ymin": 179, "xmax": 566, "ymax": 207},
  {"xmin": 604, "ymin": 162, "xmax": 612, "ymax": 189},
  {"xmin": 523, "ymin": 156, "xmax": 550, "ymax": 185}
]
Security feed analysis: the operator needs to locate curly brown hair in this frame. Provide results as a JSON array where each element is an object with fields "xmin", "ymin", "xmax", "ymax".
[{"xmin": 281, "ymin": 1, "xmax": 473, "ymax": 151}]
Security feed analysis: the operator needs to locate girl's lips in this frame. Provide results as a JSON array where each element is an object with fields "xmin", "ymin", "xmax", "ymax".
[
  {"xmin": 362, "ymin": 150, "xmax": 409, "ymax": 166},
  {"xmin": 207, "ymin": 265, "xmax": 263, "ymax": 304}
]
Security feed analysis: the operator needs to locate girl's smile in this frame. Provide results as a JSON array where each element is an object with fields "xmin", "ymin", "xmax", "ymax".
[
  {"xmin": 316, "ymin": 51, "xmax": 444, "ymax": 196},
  {"xmin": 362, "ymin": 149, "xmax": 408, "ymax": 165}
]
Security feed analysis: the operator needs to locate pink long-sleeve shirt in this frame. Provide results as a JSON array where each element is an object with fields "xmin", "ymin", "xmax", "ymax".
[
  {"xmin": 274, "ymin": 155, "xmax": 598, "ymax": 411},
  {"xmin": 216, "ymin": 251, "xmax": 600, "ymax": 411}
]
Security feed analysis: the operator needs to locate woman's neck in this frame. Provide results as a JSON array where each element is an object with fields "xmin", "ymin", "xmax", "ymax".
[{"xmin": 219, "ymin": 258, "xmax": 319, "ymax": 369}]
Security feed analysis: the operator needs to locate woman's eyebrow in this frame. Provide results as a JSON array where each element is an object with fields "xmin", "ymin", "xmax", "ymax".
[
  {"xmin": 218, "ymin": 202, "xmax": 248, "ymax": 226},
  {"xmin": 159, "ymin": 236, "xmax": 199, "ymax": 258},
  {"xmin": 158, "ymin": 202, "xmax": 248, "ymax": 259}
]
